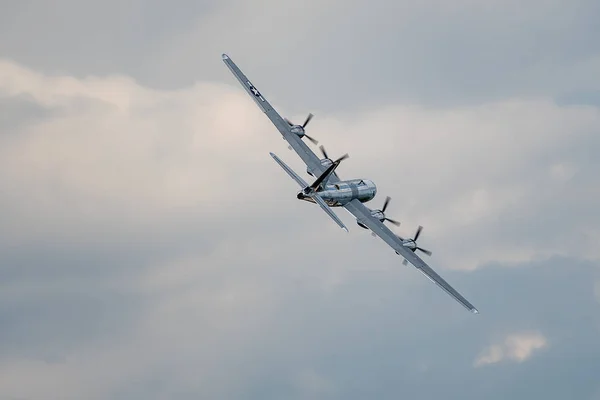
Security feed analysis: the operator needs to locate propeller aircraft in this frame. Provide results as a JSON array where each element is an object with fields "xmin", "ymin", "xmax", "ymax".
[{"xmin": 222, "ymin": 53, "xmax": 478, "ymax": 314}]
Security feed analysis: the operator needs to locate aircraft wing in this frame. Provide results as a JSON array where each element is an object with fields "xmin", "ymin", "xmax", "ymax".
[
  {"xmin": 343, "ymin": 199, "xmax": 479, "ymax": 314},
  {"xmin": 222, "ymin": 54, "xmax": 333, "ymax": 180}
]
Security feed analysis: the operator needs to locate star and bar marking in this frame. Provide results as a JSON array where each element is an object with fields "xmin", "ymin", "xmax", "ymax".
[{"xmin": 246, "ymin": 81, "xmax": 265, "ymax": 102}]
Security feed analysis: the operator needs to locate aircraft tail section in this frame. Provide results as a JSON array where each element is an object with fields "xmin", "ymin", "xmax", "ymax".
[
  {"xmin": 269, "ymin": 152, "xmax": 348, "ymax": 232},
  {"xmin": 308, "ymin": 153, "xmax": 348, "ymax": 192}
]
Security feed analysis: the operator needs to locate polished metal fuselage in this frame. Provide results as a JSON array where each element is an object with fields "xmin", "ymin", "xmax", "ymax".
[{"xmin": 297, "ymin": 179, "xmax": 377, "ymax": 206}]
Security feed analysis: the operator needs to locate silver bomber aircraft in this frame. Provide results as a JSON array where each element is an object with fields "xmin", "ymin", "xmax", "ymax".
[{"xmin": 222, "ymin": 53, "xmax": 479, "ymax": 314}]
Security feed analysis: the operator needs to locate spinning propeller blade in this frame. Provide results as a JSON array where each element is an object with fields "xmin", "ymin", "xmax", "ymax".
[
  {"xmin": 379, "ymin": 196, "xmax": 401, "ymax": 226},
  {"xmin": 285, "ymin": 113, "xmax": 318, "ymax": 145},
  {"xmin": 309, "ymin": 153, "xmax": 348, "ymax": 191},
  {"xmin": 414, "ymin": 225, "xmax": 423, "ymax": 241},
  {"xmin": 382, "ymin": 196, "xmax": 391, "ymax": 212},
  {"xmin": 336, "ymin": 153, "xmax": 349, "ymax": 162},
  {"xmin": 319, "ymin": 145, "xmax": 348, "ymax": 162},
  {"xmin": 304, "ymin": 134, "xmax": 319, "ymax": 145},
  {"xmin": 397, "ymin": 225, "xmax": 432, "ymax": 257},
  {"xmin": 416, "ymin": 247, "xmax": 432, "ymax": 256},
  {"xmin": 319, "ymin": 145, "xmax": 329, "ymax": 159},
  {"xmin": 384, "ymin": 217, "xmax": 401, "ymax": 226},
  {"xmin": 302, "ymin": 113, "xmax": 314, "ymax": 128},
  {"xmin": 412, "ymin": 225, "xmax": 431, "ymax": 256}
]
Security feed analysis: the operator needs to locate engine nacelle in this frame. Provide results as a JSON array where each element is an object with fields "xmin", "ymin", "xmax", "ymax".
[
  {"xmin": 306, "ymin": 158, "xmax": 334, "ymax": 177},
  {"xmin": 401, "ymin": 238, "xmax": 417, "ymax": 251},
  {"xmin": 290, "ymin": 125, "xmax": 305, "ymax": 138},
  {"xmin": 370, "ymin": 210, "xmax": 384, "ymax": 221}
]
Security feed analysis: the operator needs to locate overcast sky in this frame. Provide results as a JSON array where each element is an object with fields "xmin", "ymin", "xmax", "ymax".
[{"xmin": 1, "ymin": 1, "xmax": 599, "ymax": 399}]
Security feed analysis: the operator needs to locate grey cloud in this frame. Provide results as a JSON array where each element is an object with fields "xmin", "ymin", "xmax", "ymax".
[
  {"xmin": 557, "ymin": 90, "xmax": 600, "ymax": 107},
  {"xmin": 235, "ymin": 256, "xmax": 600, "ymax": 400},
  {"xmin": 0, "ymin": 94, "xmax": 53, "ymax": 132},
  {"xmin": 296, "ymin": 99, "xmax": 600, "ymax": 270},
  {"xmin": 145, "ymin": 0, "xmax": 600, "ymax": 110},
  {"xmin": 1, "ymin": 59, "xmax": 597, "ymax": 273},
  {"xmin": 0, "ymin": 0, "xmax": 220, "ymax": 79},
  {"xmin": 99, "ymin": 256, "xmax": 600, "ymax": 400},
  {"xmin": 1, "ymin": 58, "xmax": 598, "ymax": 279},
  {"xmin": 2, "ymin": 1, "xmax": 599, "ymax": 110},
  {"xmin": 5, "ymin": 244, "xmax": 598, "ymax": 399},
  {"xmin": 1, "ymin": 4, "xmax": 600, "ymax": 398}
]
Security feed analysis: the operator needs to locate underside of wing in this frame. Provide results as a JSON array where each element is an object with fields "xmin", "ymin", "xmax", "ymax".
[{"xmin": 343, "ymin": 199, "xmax": 479, "ymax": 314}]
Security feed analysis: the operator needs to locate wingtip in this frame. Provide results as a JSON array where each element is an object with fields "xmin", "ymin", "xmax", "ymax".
[
  {"xmin": 472, "ymin": 308, "xmax": 479, "ymax": 314},
  {"xmin": 222, "ymin": 53, "xmax": 229, "ymax": 60},
  {"xmin": 343, "ymin": 227, "xmax": 349, "ymax": 232}
]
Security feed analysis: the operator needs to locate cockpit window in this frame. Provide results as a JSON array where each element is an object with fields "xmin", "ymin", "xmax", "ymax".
[{"xmin": 358, "ymin": 180, "xmax": 365, "ymax": 186}]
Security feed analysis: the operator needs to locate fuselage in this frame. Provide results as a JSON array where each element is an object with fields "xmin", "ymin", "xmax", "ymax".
[{"xmin": 297, "ymin": 179, "xmax": 377, "ymax": 206}]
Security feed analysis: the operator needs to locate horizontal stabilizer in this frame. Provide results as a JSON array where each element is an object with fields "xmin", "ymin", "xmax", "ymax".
[
  {"xmin": 311, "ymin": 194, "xmax": 349, "ymax": 232},
  {"xmin": 270, "ymin": 152, "xmax": 308, "ymax": 188}
]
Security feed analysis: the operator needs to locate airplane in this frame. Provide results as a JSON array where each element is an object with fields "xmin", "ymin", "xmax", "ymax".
[{"xmin": 221, "ymin": 53, "xmax": 479, "ymax": 314}]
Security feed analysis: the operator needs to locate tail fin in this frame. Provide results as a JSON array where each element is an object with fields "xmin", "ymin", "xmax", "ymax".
[
  {"xmin": 308, "ymin": 153, "xmax": 348, "ymax": 192},
  {"xmin": 270, "ymin": 152, "xmax": 348, "ymax": 232}
]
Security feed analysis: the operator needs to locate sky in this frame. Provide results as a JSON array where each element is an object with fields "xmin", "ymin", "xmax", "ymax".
[{"xmin": 1, "ymin": 1, "xmax": 599, "ymax": 399}]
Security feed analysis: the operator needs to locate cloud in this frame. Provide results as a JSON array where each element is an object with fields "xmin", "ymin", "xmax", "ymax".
[
  {"xmin": 475, "ymin": 332, "xmax": 548, "ymax": 367},
  {"xmin": 2, "ymin": 57, "xmax": 600, "ymax": 272},
  {"xmin": 1, "ymin": 1, "xmax": 600, "ymax": 399},
  {"xmin": 594, "ymin": 281, "xmax": 600, "ymax": 304},
  {"xmin": 2, "ymin": 0, "xmax": 599, "ymax": 111},
  {"xmin": 549, "ymin": 162, "xmax": 578, "ymax": 182},
  {"xmin": 1, "ymin": 49, "xmax": 600, "ymax": 398},
  {"xmin": 0, "ymin": 59, "xmax": 278, "ymax": 245},
  {"xmin": 291, "ymin": 369, "xmax": 338, "ymax": 398}
]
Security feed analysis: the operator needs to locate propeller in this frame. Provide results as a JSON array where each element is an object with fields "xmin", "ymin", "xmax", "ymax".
[
  {"xmin": 380, "ymin": 196, "xmax": 401, "ymax": 226},
  {"xmin": 285, "ymin": 113, "xmax": 319, "ymax": 145},
  {"xmin": 398, "ymin": 225, "xmax": 432, "ymax": 265},
  {"xmin": 306, "ymin": 152, "xmax": 349, "ymax": 193},
  {"xmin": 319, "ymin": 145, "xmax": 347, "ymax": 172},
  {"xmin": 408, "ymin": 225, "xmax": 432, "ymax": 256},
  {"xmin": 302, "ymin": 113, "xmax": 313, "ymax": 128},
  {"xmin": 319, "ymin": 144, "xmax": 329, "ymax": 159},
  {"xmin": 369, "ymin": 196, "xmax": 401, "ymax": 227}
]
